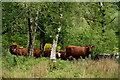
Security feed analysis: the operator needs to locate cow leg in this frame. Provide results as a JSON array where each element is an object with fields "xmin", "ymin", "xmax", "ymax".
[
  {"xmin": 86, "ymin": 55, "xmax": 89, "ymax": 59},
  {"xmin": 16, "ymin": 54, "xmax": 19, "ymax": 57},
  {"xmin": 76, "ymin": 57, "xmax": 79, "ymax": 60},
  {"xmin": 82, "ymin": 56, "xmax": 85, "ymax": 59},
  {"xmin": 66, "ymin": 54, "xmax": 70, "ymax": 60}
]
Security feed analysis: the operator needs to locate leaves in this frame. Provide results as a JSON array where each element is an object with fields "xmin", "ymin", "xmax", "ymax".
[{"xmin": 2, "ymin": 2, "xmax": 119, "ymax": 54}]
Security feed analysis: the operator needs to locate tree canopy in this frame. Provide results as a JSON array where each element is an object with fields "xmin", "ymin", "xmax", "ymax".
[{"xmin": 2, "ymin": 2, "xmax": 119, "ymax": 55}]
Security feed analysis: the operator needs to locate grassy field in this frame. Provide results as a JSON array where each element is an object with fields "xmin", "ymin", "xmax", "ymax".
[{"xmin": 1, "ymin": 52, "xmax": 118, "ymax": 78}]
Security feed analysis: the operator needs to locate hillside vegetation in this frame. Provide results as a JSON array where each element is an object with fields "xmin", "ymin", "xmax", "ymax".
[{"xmin": 1, "ymin": 51, "xmax": 118, "ymax": 78}]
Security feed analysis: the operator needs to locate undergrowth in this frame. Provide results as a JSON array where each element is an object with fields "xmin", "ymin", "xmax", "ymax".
[{"xmin": 2, "ymin": 51, "xmax": 118, "ymax": 78}]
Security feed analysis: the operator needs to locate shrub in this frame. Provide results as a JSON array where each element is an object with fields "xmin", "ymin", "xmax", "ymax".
[{"xmin": 44, "ymin": 43, "xmax": 61, "ymax": 51}]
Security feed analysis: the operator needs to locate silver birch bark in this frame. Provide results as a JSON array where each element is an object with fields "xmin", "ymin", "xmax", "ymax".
[
  {"xmin": 50, "ymin": 3, "xmax": 63, "ymax": 62},
  {"xmin": 50, "ymin": 27, "xmax": 61, "ymax": 62}
]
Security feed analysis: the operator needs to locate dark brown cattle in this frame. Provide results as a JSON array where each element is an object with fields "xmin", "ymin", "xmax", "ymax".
[
  {"xmin": 56, "ymin": 50, "xmax": 67, "ymax": 60},
  {"xmin": 34, "ymin": 49, "xmax": 42, "ymax": 58},
  {"xmin": 66, "ymin": 45, "xmax": 94, "ymax": 59},
  {"xmin": 10, "ymin": 45, "xmax": 28, "ymax": 56},
  {"xmin": 10, "ymin": 45, "xmax": 42, "ymax": 58},
  {"xmin": 43, "ymin": 49, "xmax": 51, "ymax": 57},
  {"xmin": 10, "ymin": 45, "xmax": 18, "ymax": 55}
]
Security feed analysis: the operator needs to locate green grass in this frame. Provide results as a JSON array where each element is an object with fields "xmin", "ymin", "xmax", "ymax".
[{"xmin": 2, "ymin": 52, "xmax": 118, "ymax": 78}]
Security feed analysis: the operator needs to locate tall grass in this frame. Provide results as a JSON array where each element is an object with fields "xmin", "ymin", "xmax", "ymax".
[{"xmin": 2, "ymin": 52, "xmax": 118, "ymax": 78}]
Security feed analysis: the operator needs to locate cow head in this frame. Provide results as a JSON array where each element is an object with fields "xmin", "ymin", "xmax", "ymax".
[
  {"xmin": 10, "ymin": 45, "xmax": 19, "ymax": 52},
  {"xmin": 86, "ymin": 45, "xmax": 94, "ymax": 52}
]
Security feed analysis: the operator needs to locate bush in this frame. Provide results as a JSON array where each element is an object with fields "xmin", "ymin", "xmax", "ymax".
[{"xmin": 44, "ymin": 43, "xmax": 61, "ymax": 51}]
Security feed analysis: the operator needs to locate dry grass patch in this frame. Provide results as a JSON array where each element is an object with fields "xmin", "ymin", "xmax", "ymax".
[
  {"xmin": 29, "ymin": 61, "xmax": 49, "ymax": 78},
  {"xmin": 62, "ymin": 59, "xmax": 118, "ymax": 78},
  {"xmin": 2, "ymin": 57, "xmax": 118, "ymax": 78},
  {"xmin": 86, "ymin": 59, "xmax": 118, "ymax": 78}
]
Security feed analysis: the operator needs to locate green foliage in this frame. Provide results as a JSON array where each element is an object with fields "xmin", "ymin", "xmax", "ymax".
[
  {"xmin": 2, "ymin": 2, "xmax": 119, "ymax": 54},
  {"xmin": 2, "ymin": 32, "xmax": 28, "ymax": 49},
  {"xmin": 34, "ymin": 40, "xmax": 40, "ymax": 49},
  {"xmin": 2, "ymin": 51, "xmax": 118, "ymax": 78},
  {"xmin": 2, "ymin": 51, "xmax": 48, "ymax": 71},
  {"xmin": 62, "ymin": 25, "xmax": 118, "ymax": 54},
  {"xmin": 2, "ymin": 2, "xmax": 119, "ymax": 78},
  {"xmin": 57, "ymin": 2, "xmax": 118, "ymax": 55}
]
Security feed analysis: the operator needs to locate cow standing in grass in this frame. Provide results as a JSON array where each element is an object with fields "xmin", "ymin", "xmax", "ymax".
[
  {"xmin": 10, "ymin": 45, "xmax": 42, "ymax": 58},
  {"xmin": 66, "ymin": 45, "xmax": 94, "ymax": 60}
]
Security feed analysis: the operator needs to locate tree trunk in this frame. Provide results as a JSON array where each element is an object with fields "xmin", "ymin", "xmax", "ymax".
[
  {"xmin": 28, "ymin": 18, "xmax": 34, "ymax": 56},
  {"xmin": 99, "ymin": 2, "xmax": 106, "ymax": 33},
  {"xmin": 50, "ymin": 3, "xmax": 63, "ymax": 62},
  {"xmin": 50, "ymin": 29, "xmax": 61, "ymax": 62},
  {"xmin": 40, "ymin": 37, "xmax": 45, "ymax": 54},
  {"xmin": 28, "ymin": 9, "xmax": 38, "ymax": 56},
  {"xmin": 39, "ymin": 22, "xmax": 46, "ymax": 54}
]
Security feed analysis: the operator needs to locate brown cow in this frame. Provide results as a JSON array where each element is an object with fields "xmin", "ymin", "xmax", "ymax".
[
  {"xmin": 66, "ymin": 45, "xmax": 94, "ymax": 59},
  {"xmin": 10, "ymin": 45, "xmax": 42, "ymax": 58},
  {"xmin": 34, "ymin": 49, "xmax": 42, "ymax": 58},
  {"xmin": 10, "ymin": 45, "xmax": 28, "ymax": 56},
  {"xmin": 56, "ymin": 50, "xmax": 67, "ymax": 60},
  {"xmin": 43, "ymin": 49, "xmax": 51, "ymax": 57},
  {"xmin": 10, "ymin": 45, "xmax": 18, "ymax": 55}
]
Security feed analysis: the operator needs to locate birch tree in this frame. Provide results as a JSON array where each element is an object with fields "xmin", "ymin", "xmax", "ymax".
[{"xmin": 50, "ymin": 3, "xmax": 63, "ymax": 62}]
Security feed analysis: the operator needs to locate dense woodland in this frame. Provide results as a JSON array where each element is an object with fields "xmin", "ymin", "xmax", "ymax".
[
  {"xmin": 1, "ymin": 2, "xmax": 120, "ymax": 78},
  {"xmin": 2, "ymin": 2, "xmax": 120, "ymax": 54}
]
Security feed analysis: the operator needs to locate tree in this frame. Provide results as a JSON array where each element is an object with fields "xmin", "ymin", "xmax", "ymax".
[
  {"xmin": 38, "ymin": 4, "xmax": 49, "ymax": 54},
  {"xmin": 26, "ymin": 3, "xmax": 47, "ymax": 56},
  {"xmin": 2, "ymin": 2, "xmax": 119, "ymax": 57},
  {"xmin": 81, "ymin": 2, "xmax": 117, "ymax": 33},
  {"xmin": 50, "ymin": 2, "xmax": 63, "ymax": 62},
  {"xmin": 2, "ymin": 2, "xmax": 29, "ymax": 48},
  {"xmin": 27, "ymin": 4, "xmax": 39, "ymax": 56}
]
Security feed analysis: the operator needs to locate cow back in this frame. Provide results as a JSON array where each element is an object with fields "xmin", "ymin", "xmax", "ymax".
[
  {"xmin": 43, "ymin": 49, "xmax": 51, "ymax": 57},
  {"xmin": 33, "ymin": 49, "xmax": 42, "ymax": 58},
  {"xmin": 15, "ymin": 48, "xmax": 28, "ymax": 56}
]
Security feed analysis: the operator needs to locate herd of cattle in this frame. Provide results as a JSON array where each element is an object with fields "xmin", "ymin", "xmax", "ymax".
[{"xmin": 10, "ymin": 44, "xmax": 119, "ymax": 60}]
